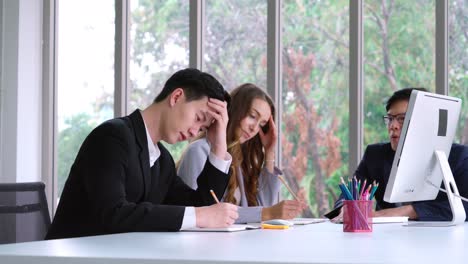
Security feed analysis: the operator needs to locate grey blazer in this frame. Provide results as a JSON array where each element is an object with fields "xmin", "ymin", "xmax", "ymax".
[{"xmin": 177, "ymin": 138, "xmax": 281, "ymax": 223}]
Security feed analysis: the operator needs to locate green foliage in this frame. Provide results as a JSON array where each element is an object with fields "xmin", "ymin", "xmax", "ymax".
[
  {"xmin": 130, "ymin": 0, "xmax": 189, "ymax": 110},
  {"xmin": 123, "ymin": 0, "xmax": 466, "ymax": 218},
  {"xmin": 131, "ymin": 0, "xmax": 189, "ymax": 65},
  {"xmin": 449, "ymin": 0, "xmax": 468, "ymax": 144},
  {"xmin": 364, "ymin": 0, "xmax": 436, "ymax": 146},
  {"xmin": 203, "ymin": 0, "xmax": 268, "ymax": 90},
  {"xmin": 57, "ymin": 113, "xmax": 97, "ymax": 196},
  {"xmin": 282, "ymin": 0, "xmax": 350, "ymax": 216}
]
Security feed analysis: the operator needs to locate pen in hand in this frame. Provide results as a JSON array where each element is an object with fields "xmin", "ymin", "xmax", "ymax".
[{"xmin": 210, "ymin": 189, "xmax": 220, "ymax": 204}]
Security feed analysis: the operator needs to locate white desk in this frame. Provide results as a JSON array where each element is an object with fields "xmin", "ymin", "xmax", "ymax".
[{"xmin": 0, "ymin": 222, "xmax": 467, "ymax": 264}]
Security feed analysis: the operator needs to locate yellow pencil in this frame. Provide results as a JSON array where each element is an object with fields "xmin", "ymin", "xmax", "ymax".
[
  {"xmin": 210, "ymin": 189, "xmax": 220, "ymax": 204},
  {"xmin": 278, "ymin": 175, "xmax": 299, "ymax": 200}
]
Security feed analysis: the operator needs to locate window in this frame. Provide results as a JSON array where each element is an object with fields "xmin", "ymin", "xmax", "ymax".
[
  {"xmin": 129, "ymin": 0, "xmax": 190, "ymax": 160},
  {"xmin": 449, "ymin": 0, "xmax": 468, "ymax": 144},
  {"xmin": 57, "ymin": 0, "xmax": 115, "ymax": 197},
  {"xmin": 364, "ymin": 0, "xmax": 436, "ymax": 146},
  {"xmin": 47, "ymin": 0, "xmax": 463, "ymax": 215},
  {"xmin": 204, "ymin": 0, "xmax": 267, "ymax": 91},
  {"xmin": 282, "ymin": 0, "xmax": 349, "ymax": 217}
]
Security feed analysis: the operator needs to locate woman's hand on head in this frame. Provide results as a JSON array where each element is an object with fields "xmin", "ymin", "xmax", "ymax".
[{"xmin": 258, "ymin": 116, "xmax": 277, "ymax": 154}]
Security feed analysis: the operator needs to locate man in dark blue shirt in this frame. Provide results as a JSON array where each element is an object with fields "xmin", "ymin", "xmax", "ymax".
[{"xmin": 333, "ymin": 88, "xmax": 468, "ymax": 221}]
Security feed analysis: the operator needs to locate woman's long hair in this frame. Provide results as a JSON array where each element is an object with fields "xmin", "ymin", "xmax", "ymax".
[{"xmin": 224, "ymin": 84, "xmax": 275, "ymax": 206}]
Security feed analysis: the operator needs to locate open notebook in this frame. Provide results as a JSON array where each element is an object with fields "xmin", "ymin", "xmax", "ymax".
[{"xmin": 181, "ymin": 224, "xmax": 261, "ymax": 232}]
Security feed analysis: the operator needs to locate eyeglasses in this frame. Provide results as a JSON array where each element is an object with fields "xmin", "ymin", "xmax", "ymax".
[{"xmin": 383, "ymin": 113, "xmax": 406, "ymax": 127}]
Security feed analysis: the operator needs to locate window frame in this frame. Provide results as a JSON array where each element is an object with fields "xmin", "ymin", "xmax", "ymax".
[{"xmin": 42, "ymin": 0, "xmax": 450, "ymax": 214}]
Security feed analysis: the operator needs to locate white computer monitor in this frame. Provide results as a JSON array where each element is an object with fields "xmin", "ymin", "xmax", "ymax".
[{"xmin": 383, "ymin": 90, "xmax": 465, "ymax": 226}]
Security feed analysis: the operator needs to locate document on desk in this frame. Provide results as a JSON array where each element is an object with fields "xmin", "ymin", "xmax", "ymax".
[
  {"xmin": 291, "ymin": 218, "xmax": 329, "ymax": 225},
  {"xmin": 246, "ymin": 218, "xmax": 328, "ymax": 226},
  {"xmin": 332, "ymin": 216, "xmax": 408, "ymax": 224},
  {"xmin": 372, "ymin": 216, "xmax": 409, "ymax": 224},
  {"xmin": 181, "ymin": 224, "xmax": 261, "ymax": 232}
]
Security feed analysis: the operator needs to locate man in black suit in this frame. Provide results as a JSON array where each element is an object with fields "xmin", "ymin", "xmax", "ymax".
[
  {"xmin": 332, "ymin": 88, "xmax": 468, "ymax": 221},
  {"xmin": 46, "ymin": 68, "xmax": 238, "ymax": 239}
]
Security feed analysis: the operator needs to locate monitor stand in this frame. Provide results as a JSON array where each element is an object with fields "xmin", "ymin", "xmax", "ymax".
[{"xmin": 407, "ymin": 150, "xmax": 466, "ymax": 227}]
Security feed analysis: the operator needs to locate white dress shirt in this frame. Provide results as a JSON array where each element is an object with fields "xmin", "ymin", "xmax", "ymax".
[{"xmin": 143, "ymin": 120, "xmax": 231, "ymax": 229}]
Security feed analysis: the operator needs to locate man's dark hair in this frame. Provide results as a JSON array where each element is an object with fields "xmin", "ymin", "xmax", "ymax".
[
  {"xmin": 385, "ymin": 87, "xmax": 428, "ymax": 111},
  {"xmin": 153, "ymin": 68, "xmax": 230, "ymax": 106}
]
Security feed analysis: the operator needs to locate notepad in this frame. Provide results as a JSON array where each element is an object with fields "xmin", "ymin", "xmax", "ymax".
[{"xmin": 181, "ymin": 224, "xmax": 261, "ymax": 232}]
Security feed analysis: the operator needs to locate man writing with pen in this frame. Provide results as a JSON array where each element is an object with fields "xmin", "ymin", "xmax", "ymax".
[
  {"xmin": 330, "ymin": 88, "xmax": 468, "ymax": 222},
  {"xmin": 46, "ymin": 69, "xmax": 239, "ymax": 240}
]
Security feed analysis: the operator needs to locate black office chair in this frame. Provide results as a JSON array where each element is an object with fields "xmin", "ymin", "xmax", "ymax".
[{"xmin": 0, "ymin": 182, "xmax": 51, "ymax": 244}]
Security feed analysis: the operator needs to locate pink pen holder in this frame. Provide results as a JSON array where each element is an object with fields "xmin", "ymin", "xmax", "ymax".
[{"xmin": 343, "ymin": 200, "xmax": 373, "ymax": 232}]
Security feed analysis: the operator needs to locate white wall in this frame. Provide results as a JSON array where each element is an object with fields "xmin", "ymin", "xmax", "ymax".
[{"xmin": 0, "ymin": 0, "xmax": 43, "ymax": 183}]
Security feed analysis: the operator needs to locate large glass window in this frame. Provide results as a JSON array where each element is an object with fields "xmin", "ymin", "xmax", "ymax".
[
  {"xmin": 50, "ymin": 0, "xmax": 465, "ymax": 214},
  {"xmin": 57, "ymin": 0, "xmax": 115, "ymax": 198},
  {"xmin": 204, "ymin": 0, "xmax": 267, "ymax": 91},
  {"xmin": 449, "ymin": 0, "xmax": 468, "ymax": 144},
  {"xmin": 129, "ymin": 0, "xmax": 190, "ymax": 160},
  {"xmin": 282, "ymin": 0, "xmax": 349, "ymax": 217},
  {"xmin": 364, "ymin": 0, "xmax": 436, "ymax": 146}
]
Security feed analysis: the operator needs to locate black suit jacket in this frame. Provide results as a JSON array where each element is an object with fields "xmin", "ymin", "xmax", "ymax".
[
  {"xmin": 46, "ymin": 110, "xmax": 229, "ymax": 239},
  {"xmin": 335, "ymin": 143, "xmax": 468, "ymax": 221}
]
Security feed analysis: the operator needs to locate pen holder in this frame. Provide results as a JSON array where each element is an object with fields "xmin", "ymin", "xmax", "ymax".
[{"xmin": 343, "ymin": 200, "xmax": 373, "ymax": 233}]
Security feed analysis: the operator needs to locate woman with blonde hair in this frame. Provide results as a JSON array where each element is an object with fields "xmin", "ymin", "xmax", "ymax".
[{"xmin": 177, "ymin": 83, "xmax": 303, "ymax": 223}]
